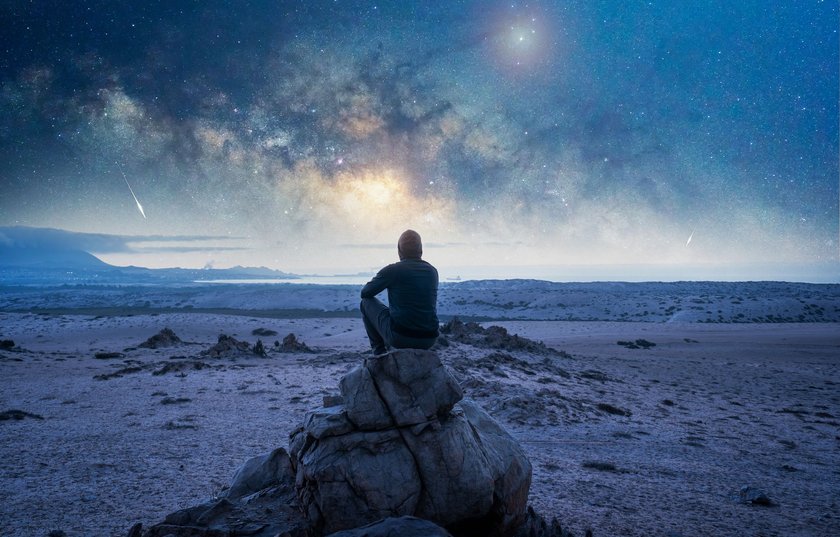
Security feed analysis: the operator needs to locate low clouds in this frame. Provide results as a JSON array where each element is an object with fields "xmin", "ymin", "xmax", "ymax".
[{"xmin": 0, "ymin": 226, "xmax": 242, "ymax": 255}]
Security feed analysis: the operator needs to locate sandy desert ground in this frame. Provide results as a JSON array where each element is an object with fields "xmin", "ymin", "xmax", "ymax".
[{"xmin": 1, "ymin": 306, "xmax": 838, "ymax": 537}]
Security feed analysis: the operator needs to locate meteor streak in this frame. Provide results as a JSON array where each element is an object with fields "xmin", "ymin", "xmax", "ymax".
[
  {"xmin": 115, "ymin": 161, "xmax": 146, "ymax": 219},
  {"xmin": 686, "ymin": 229, "xmax": 695, "ymax": 247}
]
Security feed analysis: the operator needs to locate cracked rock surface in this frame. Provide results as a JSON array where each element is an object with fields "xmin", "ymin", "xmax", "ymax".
[{"xmin": 290, "ymin": 349, "xmax": 532, "ymax": 536}]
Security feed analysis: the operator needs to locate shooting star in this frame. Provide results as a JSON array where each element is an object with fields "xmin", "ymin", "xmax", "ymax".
[
  {"xmin": 685, "ymin": 229, "xmax": 695, "ymax": 247},
  {"xmin": 115, "ymin": 161, "xmax": 146, "ymax": 219}
]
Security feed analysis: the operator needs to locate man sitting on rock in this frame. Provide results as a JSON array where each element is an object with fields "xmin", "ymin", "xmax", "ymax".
[{"xmin": 360, "ymin": 229, "xmax": 440, "ymax": 355}]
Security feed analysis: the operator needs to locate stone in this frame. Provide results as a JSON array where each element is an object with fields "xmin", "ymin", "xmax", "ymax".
[
  {"xmin": 303, "ymin": 406, "xmax": 354, "ymax": 439},
  {"xmin": 139, "ymin": 328, "xmax": 182, "ymax": 349},
  {"xmin": 295, "ymin": 428, "xmax": 422, "ymax": 533},
  {"xmin": 339, "ymin": 364, "xmax": 392, "ymax": 430},
  {"xmin": 325, "ymin": 516, "xmax": 454, "ymax": 537},
  {"xmin": 278, "ymin": 333, "xmax": 313, "ymax": 352},
  {"xmin": 292, "ymin": 349, "xmax": 531, "ymax": 536},
  {"xmin": 399, "ymin": 406, "xmax": 496, "ymax": 524},
  {"xmin": 323, "ymin": 394, "xmax": 344, "ymax": 407},
  {"xmin": 458, "ymin": 400, "xmax": 532, "ymax": 532},
  {"xmin": 223, "ymin": 447, "xmax": 294, "ymax": 501},
  {"xmin": 340, "ymin": 349, "xmax": 463, "ymax": 430},
  {"xmin": 201, "ymin": 334, "xmax": 251, "ymax": 358},
  {"xmin": 737, "ymin": 486, "xmax": 774, "ymax": 506}
]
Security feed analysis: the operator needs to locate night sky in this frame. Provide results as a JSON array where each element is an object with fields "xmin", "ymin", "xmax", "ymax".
[{"xmin": 1, "ymin": 1, "xmax": 837, "ymax": 278}]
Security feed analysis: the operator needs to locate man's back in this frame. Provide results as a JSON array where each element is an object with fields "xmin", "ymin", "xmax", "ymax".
[{"xmin": 361, "ymin": 258, "xmax": 439, "ymax": 337}]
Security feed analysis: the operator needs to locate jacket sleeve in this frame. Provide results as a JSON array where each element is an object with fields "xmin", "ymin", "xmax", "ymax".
[{"xmin": 360, "ymin": 265, "xmax": 393, "ymax": 298}]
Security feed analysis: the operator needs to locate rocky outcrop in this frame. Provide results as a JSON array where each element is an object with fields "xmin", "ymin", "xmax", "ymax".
[
  {"xmin": 138, "ymin": 328, "xmax": 182, "ymax": 349},
  {"xmin": 290, "ymin": 349, "xmax": 532, "ymax": 536},
  {"xmin": 131, "ymin": 349, "xmax": 536, "ymax": 537},
  {"xmin": 201, "ymin": 334, "xmax": 263, "ymax": 358}
]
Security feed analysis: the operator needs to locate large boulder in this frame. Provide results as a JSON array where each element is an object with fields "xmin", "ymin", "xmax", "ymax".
[
  {"xmin": 339, "ymin": 349, "xmax": 464, "ymax": 429},
  {"xmin": 291, "ymin": 349, "xmax": 531, "ymax": 536}
]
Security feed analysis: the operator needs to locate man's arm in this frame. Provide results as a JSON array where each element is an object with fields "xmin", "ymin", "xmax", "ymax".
[{"xmin": 360, "ymin": 265, "xmax": 393, "ymax": 298}]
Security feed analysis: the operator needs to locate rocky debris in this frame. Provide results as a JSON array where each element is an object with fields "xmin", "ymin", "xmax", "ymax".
[
  {"xmin": 582, "ymin": 461, "xmax": 618, "ymax": 472},
  {"xmin": 577, "ymin": 370, "xmax": 610, "ymax": 382},
  {"xmin": 94, "ymin": 351, "xmax": 125, "ymax": 359},
  {"xmin": 737, "ymin": 486, "xmax": 774, "ymax": 506},
  {"xmin": 152, "ymin": 360, "xmax": 216, "ymax": 376},
  {"xmin": 253, "ymin": 339, "xmax": 267, "ymax": 357},
  {"xmin": 616, "ymin": 339, "xmax": 656, "ymax": 350},
  {"xmin": 201, "ymin": 334, "xmax": 260, "ymax": 358},
  {"xmin": 276, "ymin": 333, "xmax": 313, "ymax": 353},
  {"xmin": 95, "ymin": 359, "xmax": 222, "ymax": 380},
  {"xmin": 139, "ymin": 328, "xmax": 183, "ymax": 349},
  {"xmin": 596, "ymin": 403, "xmax": 631, "ymax": 417},
  {"xmin": 441, "ymin": 318, "xmax": 566, "ymax": 356},
  {"xmin": 0, "ymin": 339, "xmax": 15, "ymax": 350},
  {"xmin": 325, "ymin": 516, "xmax": 454, "ymax": 537},
  {"xmin": 160, "ymin": 397, "xmax": 191, "ymax": 405},
  {"xmin": 291, "ymin": 349, "xmax": 532, "ymax": 536},
  {"xmin": 512, "ymin": 506, "xmax": 588, "ymax": 537},
  {"xmin": 94, "ymin": 366, "xmax": 144, "ymax": 380},
  {"xmin": 0, "ymin": 409, "xmax": 45, "ymax": 421},
  {"xmin": 252, "ymin": 327, "xmax": 278, "ymax": 336},
  {"xmin": 478, "ymin": 352, "xmax": 570, "ymax": 379}
]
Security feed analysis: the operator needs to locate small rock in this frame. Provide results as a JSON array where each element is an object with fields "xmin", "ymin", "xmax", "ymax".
[
  {"xmin": 278, "ymin": 333, "xmax": 313, "ymax": 353},
  {"xmin": 201, "ymin": 334, "xmax": 252, "ymax": 358},
  {"xmin": 0, "ymin": 339, "xmax": 15, "ymax": 350},
  {"xmin": 252, "ymin": 327, "xmax": 278, "ymax": 336},
  {"xmin": 323, "ymin": 395, "xmax": 344, "ymax": 408},
  {"xmin": 94, "ymin": 351, "xmax": 125, "ymax": 359},
  {"xmin": 737, "ymin": 486, "xmax": 774, "ymax": 506},
  {"xmin": 0, "ymin": 409, "xmax": 45, "ymax": 421},
  {"xmin": 597, "ymin": 403, "xmax": 631, "ymax": 417},
  {"xmin": 138, "ymin": 328, "xmax": 182, "ymax": 349}
]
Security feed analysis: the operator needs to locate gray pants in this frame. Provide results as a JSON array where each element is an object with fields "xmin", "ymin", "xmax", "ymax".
[{"xmin": 360, "ymin": 297, "xmax": 437, "ymax": 353}]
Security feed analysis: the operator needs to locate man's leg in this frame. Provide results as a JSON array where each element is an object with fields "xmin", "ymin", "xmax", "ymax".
[{"xmin": 360, "ymin": 297, "xmax": 392, "ymax": 355}]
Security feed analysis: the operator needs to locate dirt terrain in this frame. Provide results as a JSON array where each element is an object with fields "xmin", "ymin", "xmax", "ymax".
[{"xmin": 1, "ymin": 311, "xmax": 838, "ymax": 536}]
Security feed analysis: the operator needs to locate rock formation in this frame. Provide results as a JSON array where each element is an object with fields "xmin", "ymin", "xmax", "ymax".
[
  {"xmin": 290, "ymin": 349, "xmax": 532, "ymax": 536},
  {"xmin": 131, "ymin": 349, "xmax": 535, "ymax": 537},
  {"xmin": 138, "ymin": 328, "xmax": 182, "ymax": 349}
]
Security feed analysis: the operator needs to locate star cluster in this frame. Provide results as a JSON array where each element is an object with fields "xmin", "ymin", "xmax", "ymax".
[{"xmin": 0, "ymin": 1, "xmax": 837, "ymax": 276}]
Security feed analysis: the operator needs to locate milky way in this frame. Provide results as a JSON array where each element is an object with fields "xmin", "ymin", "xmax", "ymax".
[{"xmin": 0, "ymin": 1, "xmax": 837, "ymax": 277}]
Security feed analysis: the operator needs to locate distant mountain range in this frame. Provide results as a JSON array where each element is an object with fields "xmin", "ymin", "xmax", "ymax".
[{"xmin": 0, "ymin": 226, "xmax": 298, "ymax": 284}]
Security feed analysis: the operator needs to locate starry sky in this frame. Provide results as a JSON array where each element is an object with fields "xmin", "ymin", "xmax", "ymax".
[{"xmin": 1, "ymin": 1, "xmax": 837, "ymax": 280}]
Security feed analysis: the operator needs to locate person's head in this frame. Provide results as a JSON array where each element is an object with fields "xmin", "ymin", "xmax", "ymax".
[{"xmin": 397, "ymin": 229, "xmax": 423, "ymax": 260}]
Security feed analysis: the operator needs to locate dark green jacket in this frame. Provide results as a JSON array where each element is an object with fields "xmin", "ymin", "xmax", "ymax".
[{"xmin": 361, "ymin": 258, "xmax": 439, "ymax": 338}]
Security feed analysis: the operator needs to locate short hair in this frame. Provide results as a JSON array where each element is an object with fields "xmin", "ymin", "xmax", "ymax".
[{"xmin": 398, "ymin": 229, "xmax": 422, "ymax": 259}]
